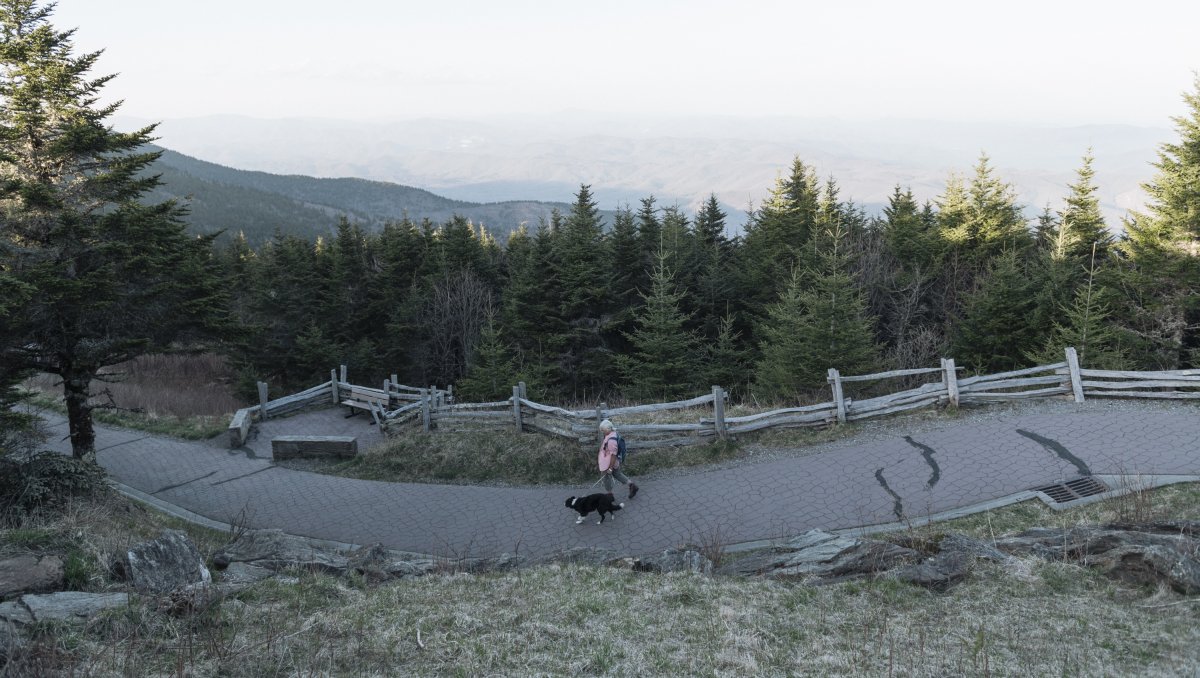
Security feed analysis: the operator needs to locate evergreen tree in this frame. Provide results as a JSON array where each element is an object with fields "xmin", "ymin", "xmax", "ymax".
[
  {"xmin": 554, "ymin": 185, "xmax": 613, "ymax": 397},
  {"xmin": 500, "ymin": 220, "xmax": 566, "ymax": 391},
  {"xmin": 1059, "ymin": 150, "xmax": 1113, "ymax": 265},
  {"xmin": 754, "ymin": 225, "xmax": 880, "ymax": 399},
  {"xmin": 456, "ymin": 314, "xmax": 520, "ymax": 401},
  {"xmin": 1114, "ymin": 76, "xmax": 1200, "ymax": 367},
  {"xmin": 616, "ymin": 254, "xmax": 700, "ymax": 401},
  {"xmin": 702, "ymin": 313, "xmax": 750, "ymax": 396},
  {"xmin": 1028, "ymin": 258, "xmax": 1128, "ymax": 370},
  {"xmin": 737, "ymin": 156, "xmax": 822, "ymax": 335},
  {"xmin": 882, "ymin": 185, "xmax": 935, "ymax": 270},
  {"xmin": 951, "ymin": 250, "xmax": 1039, "ymax": 372},
  {"xmin": 0, "ymin": 1, "xmax": 223, "ymax": 458},
  {"xmin": 694, "ymin": 194, "xmax": 729, "ymax": 249}
]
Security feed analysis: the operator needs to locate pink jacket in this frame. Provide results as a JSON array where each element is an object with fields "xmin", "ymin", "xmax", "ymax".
[{"xmin": 598, "ymin": 431, "xmax": 619, "ymax": 472}]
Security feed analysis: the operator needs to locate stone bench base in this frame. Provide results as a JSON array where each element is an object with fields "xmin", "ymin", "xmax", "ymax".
[{"xmin": 271, "ymin": 436, "xmax": 358, "ymax": 460}]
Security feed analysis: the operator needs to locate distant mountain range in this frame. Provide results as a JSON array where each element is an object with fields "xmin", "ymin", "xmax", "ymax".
[
  {"xmin": 147, "ymin": 147, "xmax": 586, "ymax": 244},
  {"xmin": 137, "ymin": 112, "xmax": 1175, "ymax": 243}
]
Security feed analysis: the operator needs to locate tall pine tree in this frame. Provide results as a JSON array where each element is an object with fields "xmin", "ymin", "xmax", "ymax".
[{"xmin": 0, "ymin": 1, "xmax": 223, "ymax": 458}]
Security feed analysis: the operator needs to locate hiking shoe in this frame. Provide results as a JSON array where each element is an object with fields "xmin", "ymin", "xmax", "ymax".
[{"xmin": 629, "ymin": 483, "xmax": 639, "ymax": 499}]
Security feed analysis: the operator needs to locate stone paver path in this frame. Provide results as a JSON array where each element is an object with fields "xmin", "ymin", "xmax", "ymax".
[{"xmin": 33, "ymin": 402, "xmax": 1200, "ymax": 559}]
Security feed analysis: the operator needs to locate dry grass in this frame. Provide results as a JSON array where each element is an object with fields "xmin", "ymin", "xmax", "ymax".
[
  {"xmin": 22, "ymin": 353, "xmax": 245, "ymax": 440},
  {"xmin": 6, "ymin": 488, "xmax": 1200, "ymax": 676},
  {"xmin": 24, "ymin": 557, "xmax": 1200, "ymax": 676}
]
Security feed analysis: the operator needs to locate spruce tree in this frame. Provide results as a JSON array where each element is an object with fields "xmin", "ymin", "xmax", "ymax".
[
  {"xmin": 1059, "ymin": 150, "xmax": 1113, "ymax": 265},
  {"xmin": 1114, "ymin": 76, "xmax": 1200, "ymax": 368},
  {"xmin": 456, "ymin": 314, "xmax": 520, "ymax": 401},
  {"xmin": 951, "ymin": 250, "xmax": 1038, "ymax": 372},
  {"xmin": 1028, "ymin": 256, "xmax": 1128, "ymax": 370},
  {"xmin": 616, "ymin": 254, "xmax": 700, "ymax": 401},
  {"xmin": 0, "ymin": 1, "xmax": 223, "ymax": 458},
  {"xmin": 754, "ymin": 224, "xmax": 880, "ymax": 399}
]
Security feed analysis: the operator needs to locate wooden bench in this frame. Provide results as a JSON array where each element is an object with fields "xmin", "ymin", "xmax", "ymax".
[{"xmin": 341, "ymin": 386, "xmax": 390, "ymax": 425}]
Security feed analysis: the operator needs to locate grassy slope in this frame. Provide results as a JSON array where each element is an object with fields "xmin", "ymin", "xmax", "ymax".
[{"xmin": 4, "ymin": 484, "xmax": 1200, "ymax": 675}]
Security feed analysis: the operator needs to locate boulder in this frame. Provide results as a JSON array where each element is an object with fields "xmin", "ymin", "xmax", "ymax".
[
  {"xmin": 0, "ymin": 555, "xmax": 64, "ymax": 600},
  {"xmin": 0, "ymin": 620, "xmax": 24, "ymax": 661},
  {"xmin": 994, "ymin": 525, "xmax": 1200, "ymax": 594},
  {"xmin": 528, "ymin": 547, "xmax": 620, "ymax": 568},
  {"xmin": 214, "ymin": 529, "xmax": 349, "ymax": 575},
  {"xmin": 936, "ymin": 533, "xmax": 1010, "ymax": 563},
  {"xmin": 19, "ymin": 592, "xmax": 128, "ymax": 623},
  {"xmin": 722, "ymin": 530, "xmax": 920, "ymax": 580},
  {"xmin": 219, "ymin": 562, "xmax": 274, "ymax": 587},
  {"xmin": 0, "ymin": 601, "xmax": 33, "ymax": 625},
  {"xmin": 633, "ymin": 548, "xmax": 714, "ymax": 575},
  {"xmin": 124, "ymin": 530, "xmax": 211, "ymax": 594},
  {"xmin": 894, "ymin": 551, "xmax": 971, "ymax": 592}
]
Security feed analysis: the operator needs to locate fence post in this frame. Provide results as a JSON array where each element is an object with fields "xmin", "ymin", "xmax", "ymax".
[
  {"xmin": 941, "ymin": 358, "xmax": 960, "ymax": 409},
  {"xmin": 827, "ymin": 369, "xmax": 846, "ymax": 424},
  {"xmin": 512, "ymin": 385, "xmax": 523, "ymax": 433},
  {"xmin": 430, "ymin": 384, "xmax": 439, "ymax": 409},
  {"xmin": 518, "ymin": 381, "xmax": 527, "ymax": 400},
  {"xmin": 446, "ymin": 384, "xmax": 454, "ymax": 404},
  {"xmin": 391, "ymin": 373, "xmax": 398, "ymax": 387},
  {"xmin": 712, "ymin": 385, "xmax": 727, "ymax": 439},
  {"xmin": 330, "ymin": 369, "xmax": 339, "ymax": 405},
  {"xmin": 596, "ymin": 402, "xmax": 606, "ymax": 442},
  {"xmin": 339, "ymin": 364, "xmax": 347, "ymax": 384},
  {"xmin": 257, "ymin": 381, "xmax": 269, "ymax": 419},
  {"xmin": 1065, "ymin": 346, "xmax": 1085, "ymax": 403},
  {"xmin": 421, "ymin": 389, "xmax": 432, "ymax": 433},
  {"xmin": 383, "ymin": 379, "xmax": 391, "ymax": 408}
]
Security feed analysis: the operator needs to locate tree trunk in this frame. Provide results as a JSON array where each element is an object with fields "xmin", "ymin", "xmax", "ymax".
[{"xmin": 62, "ymin": 369, "xmax": 96, "ymax": 460}]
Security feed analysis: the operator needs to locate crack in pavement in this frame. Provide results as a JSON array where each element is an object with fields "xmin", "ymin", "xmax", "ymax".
[
  {"xmin": 874, "ymin": 467, "xmax": 905, "ymax": 520},
  {"xmin": 210, "ymin": 465, "xmax": 277, "ymax": 486},
  {"xmin": 153, "ymin": 471, "xmax": 217, "ymax": 495},
  {"xmin": 1017, "ymin": 429, "xmax": 1091, "ymax": 477},
  {"xmin": 96, "ymin": 435, "xmax": 153, "ymax": 453},
  {"xmin": 903, "ymin": 435, "xmax": 941, "ymax": 489}
]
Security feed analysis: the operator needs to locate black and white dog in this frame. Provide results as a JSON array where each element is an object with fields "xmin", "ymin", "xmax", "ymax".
[{"xmin": 565, "ymin": 493, "xmax": 625, "ymax": 524}]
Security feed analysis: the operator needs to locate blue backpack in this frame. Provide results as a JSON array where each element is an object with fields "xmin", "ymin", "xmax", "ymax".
[{"xmin": 614, "ymin": 434, "xmax": 628, "ymax": 465}]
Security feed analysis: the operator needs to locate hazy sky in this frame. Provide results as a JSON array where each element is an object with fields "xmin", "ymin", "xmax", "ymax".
[{"xmin": 51, "ymin": 0, "xmax": 1199, "ymax": 126}]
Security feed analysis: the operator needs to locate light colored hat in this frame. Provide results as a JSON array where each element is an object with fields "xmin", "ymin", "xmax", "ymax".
[{"xmin": 599, "ymin": 419, "xmax": 614, "ymax": 432}]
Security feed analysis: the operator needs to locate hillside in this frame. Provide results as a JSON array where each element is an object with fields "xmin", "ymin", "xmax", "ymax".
[{"xmin": 146, "ymin": 147, "xmax": 583, "ymax": 244}]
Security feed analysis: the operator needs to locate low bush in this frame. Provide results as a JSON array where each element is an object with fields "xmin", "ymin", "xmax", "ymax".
[{"xmin": 0, "ymin": 453, "xmax": 108, "ymax": 519}]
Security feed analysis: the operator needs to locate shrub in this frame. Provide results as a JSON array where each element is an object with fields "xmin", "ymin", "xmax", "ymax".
[{"xmin": 0, "ymin": 453, "xmax": 108, "ymax": 518}]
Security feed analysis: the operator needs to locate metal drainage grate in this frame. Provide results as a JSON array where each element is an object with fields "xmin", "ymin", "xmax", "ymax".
[{"xmin": 1035, "ymin": 476, "xmax": 1109, "ymax": 504}]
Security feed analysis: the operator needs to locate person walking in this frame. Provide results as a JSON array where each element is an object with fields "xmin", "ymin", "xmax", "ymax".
[{"xmin": 598, "ymin": 419, "xmax": 639, "ymax": 499}]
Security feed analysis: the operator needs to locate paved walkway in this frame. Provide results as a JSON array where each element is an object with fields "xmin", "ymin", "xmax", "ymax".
[{"xmin": 32, "ymin": 402, "xmax": 1200, "ymax": 559}]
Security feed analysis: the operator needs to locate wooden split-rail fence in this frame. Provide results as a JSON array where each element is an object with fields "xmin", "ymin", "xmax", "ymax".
[
  {"xmin": 226, "ymin": 365, "xmax": 451, "ymax": 448},
  {"xmin": 229, "ymin": 348, "xmax": 1200, "ymax": 452}
]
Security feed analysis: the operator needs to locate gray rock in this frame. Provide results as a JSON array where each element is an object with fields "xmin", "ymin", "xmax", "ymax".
[
  {"xmin": 0, "ymin": 620, "xmax": 24, "ymax": 660},
  {"xmin": 1093, "ymin": 545, "xmax": 1200, "ymax": 594},
  {"xmin": 214, "ymin": 529, "xmax": 349, "ymax": 575},
  {"xmin": 0, "ymin": 601, "xmax": 33, "ymax": 626},
  {"xmin": 219, "ymin": 562, "xmax": 274, "ymax": 587},
  {"xmin": 894, "ymin": 551, "xmax": 971, "ymax": 591},
  {"xmin": 20, "ymin": 592, "xmax": 128, "ymax": 623},
  {"xmin": 635, "ymin": 548, "xmax": 713, "ymax": 575},
  {"xmin": 937, "ymin": 533, "xmax": 1010, "ymax": 562},
  {"xmin": 347, "ymin": 543, "xmax": 391, "ymax": 581},
  {"xmin": 125, "ymin": 530, "xmax": 211, "ymax": 594},
  {"xmin": 723, "ymin": 529, "xmax": 920, "ymax": 580},
  {"xmin": 994, "ymin": 525, "xmax": 1200, "ymax": 593},
  {"xmin": 463, "ymin": 553, "xmax": 524, "ymax": 574},
  {"xmin": 384, "ymin": 559, "xmax": 440, "ymax": 578},
  {"xmin": 0, "ymin": 555, "xmax": 64, "ymax": 600},
  {"xmin": 528, "ymin": 547, "xmax": 620, "ymax": 568}
]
